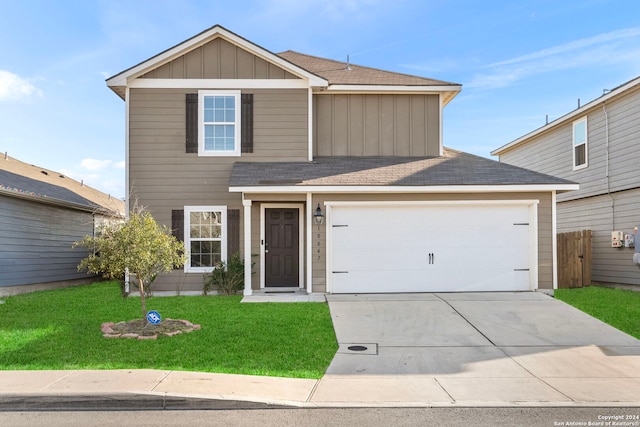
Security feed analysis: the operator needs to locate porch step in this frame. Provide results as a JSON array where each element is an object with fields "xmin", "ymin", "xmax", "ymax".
[{"xmin": 242, "ymin": 289, "xmax": 327, "ymax": 303}]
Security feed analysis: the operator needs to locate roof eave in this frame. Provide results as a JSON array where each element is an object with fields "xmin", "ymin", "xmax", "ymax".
[
  {"xmin": 0, "ymin": 187, "xmax": 112, "ymax": 214},
  {"xmin": 230, "ymin": 183, "xmax": 579, "ymax": 194},
  {"xmin": 321, "ymin": 84, "xmax": 460, "ymax": 104}
]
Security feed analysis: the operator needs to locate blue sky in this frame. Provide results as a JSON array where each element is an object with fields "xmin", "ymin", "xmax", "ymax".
[{"xmin": 1, "ymin": 0, "xmax": 639, "ymax": 200}]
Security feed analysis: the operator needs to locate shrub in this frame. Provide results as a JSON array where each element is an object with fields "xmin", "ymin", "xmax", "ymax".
[{"xmin": 203, "ymin": 252, "xmax": 253, "ymax": 295}]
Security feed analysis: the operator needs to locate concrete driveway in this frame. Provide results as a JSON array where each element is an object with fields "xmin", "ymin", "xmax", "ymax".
[{"xmin": 310, "ymin": 292, "xmax": 640, "ymax": 406}]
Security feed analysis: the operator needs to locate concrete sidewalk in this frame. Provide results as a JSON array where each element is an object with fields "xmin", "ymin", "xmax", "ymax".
[{"xmin": 1, "ymin": 357, "xmax": 640, "ymax": 410}]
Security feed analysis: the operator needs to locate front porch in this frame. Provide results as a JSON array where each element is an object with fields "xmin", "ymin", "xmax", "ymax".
[{"xmin": 241, "ymin": 287, "xmax": 327, "ymax": 303}]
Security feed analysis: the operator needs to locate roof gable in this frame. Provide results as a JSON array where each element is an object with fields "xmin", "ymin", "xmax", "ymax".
[
  {"xmin": 140, "ymin": 37, "xmax": 300, "ymax": 80},
  {"xmin": 107, "ymin": 25, "xmax": 328, "ymax": 99}
]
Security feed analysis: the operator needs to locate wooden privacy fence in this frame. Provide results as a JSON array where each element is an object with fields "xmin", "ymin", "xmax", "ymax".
[{"xmin": 557, "ymin": 230, "xmax": 592, "ymax": 288}]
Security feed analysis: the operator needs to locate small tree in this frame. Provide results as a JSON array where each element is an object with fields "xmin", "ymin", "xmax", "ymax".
[{"xmin": 74, "ymin": 210, "xmax": 185, "ymax": 322}]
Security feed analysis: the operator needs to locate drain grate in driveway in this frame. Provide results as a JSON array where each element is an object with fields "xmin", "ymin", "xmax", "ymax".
[{"xmin": 337, "ymin": 343, "xmax": 378, "ymax": 355}]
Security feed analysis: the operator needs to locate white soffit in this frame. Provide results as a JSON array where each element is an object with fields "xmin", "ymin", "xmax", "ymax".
[{"xmin": 229, "ymin": 184, "xmax": 579, "ymax": 194}]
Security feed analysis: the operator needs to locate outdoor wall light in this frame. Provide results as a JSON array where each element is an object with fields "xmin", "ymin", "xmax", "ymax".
[{"xmin": 313, "ymin": 203, "xmax": 325, "ymax": 225}]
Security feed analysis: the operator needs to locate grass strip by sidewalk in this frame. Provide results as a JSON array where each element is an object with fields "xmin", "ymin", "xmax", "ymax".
[
  {"xmin": 0, "ymin": 282, "xmax": 337, "ymax": 379},
  {"xmin": 555, "ymin": 286, "xmax": 640, "ymax": 340}
]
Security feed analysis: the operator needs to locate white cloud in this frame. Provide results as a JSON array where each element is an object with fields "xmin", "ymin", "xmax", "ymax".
[
  {"xmin": 0, "ymin": 70, "xmax": 43, "ymax": 101},
  {"xmin": 467, "ymin": 27, "xmax": 640, "ymax": 90},
  {"xmin": 81, "ymin": 158, "xmax": 113, "ymax": 171},
  {"xmin": 115, "ymin": 160, "xmax": 125, "ymax": 169}
]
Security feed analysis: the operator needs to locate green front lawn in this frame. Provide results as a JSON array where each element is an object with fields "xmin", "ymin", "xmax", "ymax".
[
  {"xmin": 0, "ymin": 282, "xmax": 337, "ymax": 379},
  {"xmin": 555, "ymin": 286, "xmax": 640, "ymax": 340}
]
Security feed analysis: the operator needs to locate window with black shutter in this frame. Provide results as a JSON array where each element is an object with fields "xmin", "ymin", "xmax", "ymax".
[{"xmin": 185, "ymin": 92, "xmax": 253, "ymax": 155}]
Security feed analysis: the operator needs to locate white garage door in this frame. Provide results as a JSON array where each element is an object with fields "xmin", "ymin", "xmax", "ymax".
[{"xmin": 328, "ymin": 202, "xmax": 534, "ymax": 293}]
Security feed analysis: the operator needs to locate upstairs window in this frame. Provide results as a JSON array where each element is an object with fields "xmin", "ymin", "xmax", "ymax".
[
  {"xmin": 573, "ymin": 117, "xmax": 588, "ymax": 170},
  {"xmin": 198, "ymin": 91, "xmax": 241, "ymax": 156}
]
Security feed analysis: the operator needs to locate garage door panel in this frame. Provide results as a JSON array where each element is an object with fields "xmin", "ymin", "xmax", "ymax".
[
  {"xmin": 334, "ymin": 225, "xmax": 528, "ymax": 250},
  {"xmin": 331, "ymin": 269, "xmax": 529, "ymax": 293},
  {"xmin": 333, "ymin": 246, "xmax": 528, "ymax": 272},
  {"xmin": 329, "ymin": 203, "xmax": 533, "ymax": 293}
]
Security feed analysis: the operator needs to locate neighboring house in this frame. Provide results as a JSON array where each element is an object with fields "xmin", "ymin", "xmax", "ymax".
[
  {"xmin": 492, "ymin": 76, "xmax": 640, "ymax": 288},
  {"xmin": 106, "ymin": 25, "xmax": 576, "ymax": 295},
  {"xmin": 0, "ymin": 153, "xmax": 125, "ymax": 295}
]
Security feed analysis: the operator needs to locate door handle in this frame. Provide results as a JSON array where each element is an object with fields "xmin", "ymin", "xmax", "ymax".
[{"xmin": 265, "ymin": 242, "xmax": 269, "ymax": 253}]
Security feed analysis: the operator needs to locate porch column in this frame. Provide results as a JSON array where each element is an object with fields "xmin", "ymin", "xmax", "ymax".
[
  {"xmin": 306, "ymin": 192, "xmax": 313, "ymax": 294},
  {"xmin": 243, "ymin": 198, "xmax": 253, "ymax": 296}
]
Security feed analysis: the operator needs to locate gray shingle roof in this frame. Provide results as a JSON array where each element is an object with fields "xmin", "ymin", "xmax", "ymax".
[
  {"xmin": 278, "ymin": 51, "xmax": 460, "ymax": 87},
  {"xmin": 230, "ymin": 149, "xmax": 575, "ymax": 188},
  {"xmin": 0, "ymin": 169, "xmax": 96, "ymax": 207},
  {"xmin": 0, "ymin": 154, "xmax": 125, "ymax": 216}
]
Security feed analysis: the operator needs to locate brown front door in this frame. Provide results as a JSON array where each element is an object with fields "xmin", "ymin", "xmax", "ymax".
[{"xmin": 265, "ymin": 208, "xmax": 299, "ymax": 287}]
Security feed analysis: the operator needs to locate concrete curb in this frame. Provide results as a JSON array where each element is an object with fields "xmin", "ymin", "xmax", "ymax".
[{"xmin": 0, "ymin": 393, "xmax": 296, "ymax": 411}]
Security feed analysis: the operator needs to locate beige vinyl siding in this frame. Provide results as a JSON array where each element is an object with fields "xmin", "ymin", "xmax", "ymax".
[
  {"xmin": 141, "ymin": 37, "xmax": 299, "ymax": 80},
  {"xmin": 498, "ymin": 85, "xmax": 640, "ymax": 203},
  {"xmin": 314, "ymin": 94, "xmax": 440, "ymax": 157},
  {"xmin": 243, "ymin": 194, "xmax": 307, "ymax": 291},
  {"xmin": 309, "ymin": 192, "xmax": 553, "ymax": 292},
  {"xmin": 557, "ymin": 188, "xmax": 640, "ymax": 286},
  {"xmin": 128, "ymin": 87, "xmax": 308, "ymax": 291}
]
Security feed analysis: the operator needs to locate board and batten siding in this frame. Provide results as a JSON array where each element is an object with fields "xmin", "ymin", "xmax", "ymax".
[
  {"xmin": 498, "ymin": 85, "xmax": 640, "ymax": 204},
  {"xmin": 314, "ymin": 94, "xmax": 441, "ymax": 157},
  {"xmin": 140, "ymin": 37, "xmax": 299, "ymax": 80},
  {"xmin": 557, "ymin": 188, "xmax": 640, "ymax": 286},
  {"xmin": 128, "ymin": 87, "xmax": 309, "ymax": 291},
  {"xmin": 0, "ymin": 196, "xmax": 95, "ymax": 287}
]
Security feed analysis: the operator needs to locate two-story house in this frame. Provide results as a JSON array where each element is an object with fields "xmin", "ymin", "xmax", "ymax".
[
  {"xmin": 492, "ymin": 76, "xmax": 640, "ymax": 288},
  {"xmin": 107, "ymin": 25, "xmax": 576, "ymax": 296}
]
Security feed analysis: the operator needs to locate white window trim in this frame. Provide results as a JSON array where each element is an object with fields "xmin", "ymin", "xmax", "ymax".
[
  {"xmin": 184, "ymin": 205, "xmax": 227, "ymax": 273},
  {"xmin": 198, "ymin": 90, "xmax": 241, "ymax": 157},
  {"xmin": 572, "ymin": 117, "xmax": 588, "ymax": 171}
]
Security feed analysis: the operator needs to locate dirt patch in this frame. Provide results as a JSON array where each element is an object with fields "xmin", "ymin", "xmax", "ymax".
[{"xmin": 102, "ymin": 318, "xmax": 201, "ymax": 340}]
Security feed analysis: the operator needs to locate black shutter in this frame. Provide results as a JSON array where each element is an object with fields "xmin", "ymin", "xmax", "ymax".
[
  {"xmin": 185, "ymin": 93, "xmax": 198, "ymax": 153},
  {"xmin": 228, "ymin": 209, "xmax": 240, "ymax": 256},
  {"xmin": 171, "ymin": 209, "xmax": 185, "ymax": 270},
  {"xmin": 171, "ymin": 209, "xmax": 184, "ymax": 243},
  {"xmin": 241, "ymin": 94, "xmax": 253, "ymax": 153}
]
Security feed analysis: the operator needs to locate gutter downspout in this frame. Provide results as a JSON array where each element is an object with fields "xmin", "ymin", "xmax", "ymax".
[{"xmin": 603, "ymin": 102, "xmax": 614, "ymax": 230}]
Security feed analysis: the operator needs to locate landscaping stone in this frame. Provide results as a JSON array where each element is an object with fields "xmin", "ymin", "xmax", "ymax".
[{"xmin": 101, "ymin": 319, "xmax": 200, "ymax": 339}]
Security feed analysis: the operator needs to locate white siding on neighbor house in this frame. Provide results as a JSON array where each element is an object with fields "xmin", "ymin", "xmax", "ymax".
[
  {"xmin": 557, "ymin": 188, "xmax": 640, "ymax": 285},
  {"xmin": 0, "ymin": 196, "xmax": 95, "ymax": 287}
]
